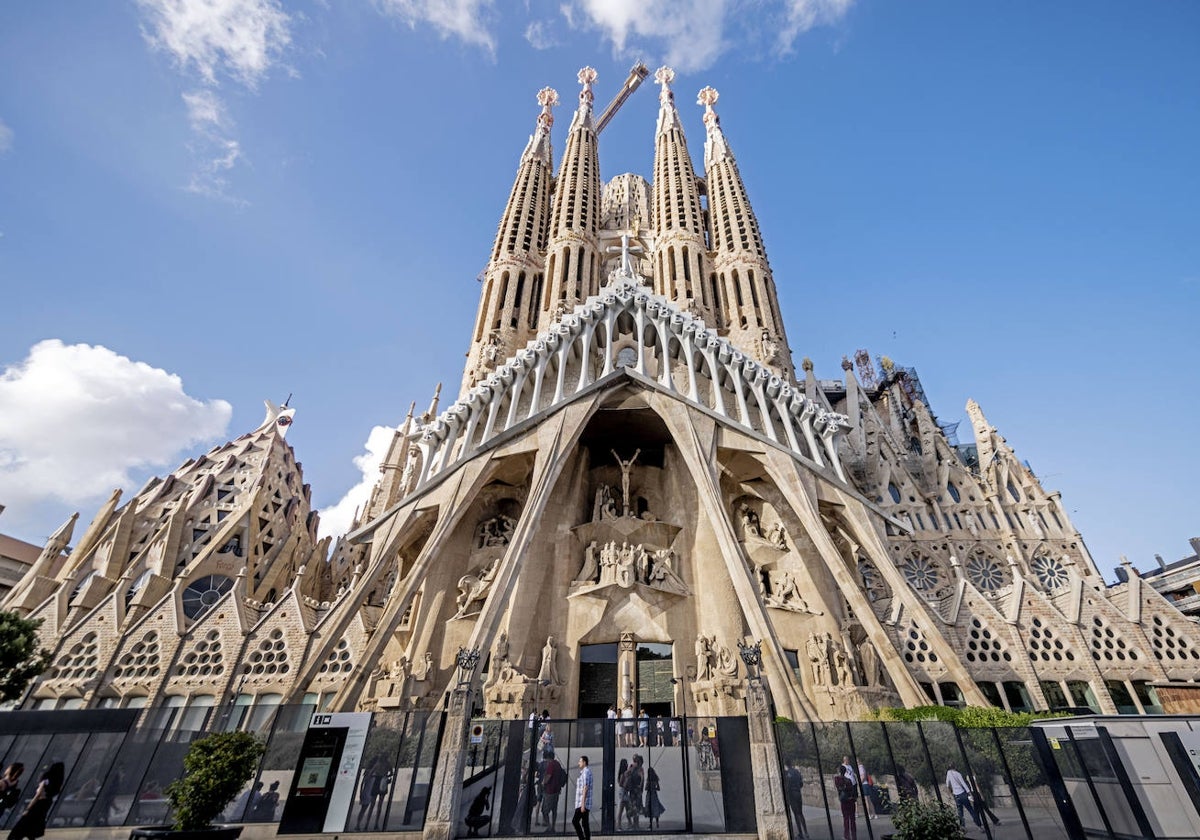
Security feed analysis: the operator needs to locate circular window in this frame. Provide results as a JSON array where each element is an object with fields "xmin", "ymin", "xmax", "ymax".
[
  {"xmin": 966, "ymin": 554, "xmax": 1006, "ymax": 592},
  {"xmin": 901, "ymin": 555, "xmax": 941, "ymax": 591},
  {"xmin": 1031, "ymin": 555, "xmax": 1069, "ymax": 590},
  {"xmin": 182, "ymin": 575, "xmax": 233, "ymax": 620}
]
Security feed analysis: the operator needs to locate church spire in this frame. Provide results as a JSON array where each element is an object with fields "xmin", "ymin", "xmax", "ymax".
[
  {"xmin": 462, "ymin": 87, "xmax": 559, "ymax": 394},
  {"xmin": 650, "ymin": 67, "xmax": 714, "ymax": 323},
  {"xmin": 698, "ymin": 86, "xmax": 795, "ymax": 381},
  {"xmin": 542, "ymin": 67, "xmax": 603, "ymax": 318}
]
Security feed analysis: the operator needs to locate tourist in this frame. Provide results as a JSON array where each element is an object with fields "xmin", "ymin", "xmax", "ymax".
[
  {"xmin": 0, "ymin": 764, "xmax": 24, "ymax": 821},
  {"xmin": 616, "ymin": 758, "xmax": 630, "ymax": 829},
  {"xmin": 540, "ymin": 750, "xmax": 566, "ymax": 832},
  {"xmin": 638, "ymin": 710, "xmax": 649, "ymax": 747},
  {"xmin": 945, "ymin": 763, "xmax": 981, "ymax": 828},
  {"xmin": 464, "ymin": 786, "xmax": 490, "ymax": 837},
  {"xmin": 644, "ymin": 764, "xmax": 666, "ymax": 831},
  {"xmin": 572, "ymin": 756, "xmax": 592, "ymax": 840},
  {"xmin": 970, "ymin": 774, "xmax": 1001, "ymax": 826},
  {"xmin": 7, "ymin": 762, "xmax": 64, "ymax": 840},
  {"xmin": 252, "ymin": 780, "xmax": 280, "ymax": 822},
  {"xmin": 834, "ymin": 764, "xmax": 858, "ymax": 840},
  {"xmin": 783, "ymin": 760, "xmax": 808, "ymax": 838},
  {"xmin": 622, "ymin": 754, "xmax": 644, "ymax": 831}
]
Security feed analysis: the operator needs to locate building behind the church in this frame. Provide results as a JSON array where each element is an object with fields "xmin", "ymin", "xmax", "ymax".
[{"xmin": 6, "ymin": 66, "xmax": 1198, "ymax": 735}]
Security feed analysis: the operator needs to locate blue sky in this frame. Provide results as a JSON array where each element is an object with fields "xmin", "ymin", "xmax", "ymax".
[{"xmin": 0, "ymin": 1, "xmax": 1196, "ymax": 578}]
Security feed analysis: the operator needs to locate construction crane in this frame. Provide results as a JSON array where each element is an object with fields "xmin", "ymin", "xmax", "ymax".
[{"xmin": 595, "ymin": 63, "xmax": 650, "ymax": 135}]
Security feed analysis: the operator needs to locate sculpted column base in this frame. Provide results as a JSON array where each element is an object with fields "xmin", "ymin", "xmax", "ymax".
[
  {"xmin": 746, "ymin": 678, "xmax": 790, "ymax": 840},
  {"xmin": 422, "ymin": 687, "xmax": 473, "ymax": 840}
]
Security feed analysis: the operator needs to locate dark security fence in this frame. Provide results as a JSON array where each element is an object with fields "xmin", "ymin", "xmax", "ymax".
[
  {"xmin": 774, "ymin": 720, "xmax": 1074, "ymax": 840},
  {"xmin": 0, "ymin": 704, "xmax": 441, "ymax": 833},
  {"xmin": 454, "ymin": 716, "xmax": 754, "ymax": 838}
]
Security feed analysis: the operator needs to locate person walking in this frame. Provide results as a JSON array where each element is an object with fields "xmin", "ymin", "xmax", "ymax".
[
  {"xmin": 783, "ymin": 761, "xmax": 808, "ymax": 838},
  {"xmin": 7, "ymin": 762, "xmax": 64, "ymax": 840},
  {"xmin": 644, "ymin": 765, "xmax": 666, "ymax": 831},
  {"xmin": 834, "ymin": 764, "xmax": 858, "ymax": 840},
  {"xmin": 622, "ymin": 755, "xmax": 644, "ymax": 831},
  {"xmin": 946, "ymin": 763, "xmax": 982, "ymax": 829},
  {"xmin": 540, "ymin": 750, "xmax": 566, "ymax": 833},
  {"xmin": 0, "ymin": 764, "xmax": 24, "ymax": 822},
  {"xmin": 572, "ymin": 756, "xmax": 592, "ymax": 840}
]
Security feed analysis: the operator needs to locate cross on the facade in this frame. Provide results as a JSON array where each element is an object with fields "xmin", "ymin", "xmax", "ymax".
[{"xmin": 606, "ymin": 233, "xmax": 644, "ymax": 277}]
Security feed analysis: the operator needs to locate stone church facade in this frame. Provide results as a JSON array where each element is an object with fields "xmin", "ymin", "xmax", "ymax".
[{"xmin": 7, "ymin": 67, "xmax": 1198, "ymax": 729}]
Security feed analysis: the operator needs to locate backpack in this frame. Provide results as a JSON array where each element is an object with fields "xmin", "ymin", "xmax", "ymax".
[
  {"xmin": 554, "ymin": 761, "xmax": 568, "ymax": 789},
  {"xmin": 837, "ymin": 779, "xmax": 858, "ymax": 802}
]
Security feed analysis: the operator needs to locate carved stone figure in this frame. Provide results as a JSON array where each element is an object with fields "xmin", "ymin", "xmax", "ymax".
[
  {"xmin": 713, "ymin": 640, "xmax": 739, "ymax": 678},
  {"xmin": 475, "ymin": 515, "xmax": 516, "ymax": 549},
  {"xmin": 764, "ymin": 569, "xmax": 821, "ymax": 614},
  {"xmin": 695, "ymin": 634, "xmax": 714, "ymax": 681},
  {"xmin": 538, "ymin": 635, "xmax": 561, "ymax": 685},
  {"xmin": 493, "ymin": 632, "xmax": 509, "ymax": 664},
  {"xmin": 858, "ymin": 639, "xmax": 881, "ymax": 687},
  {"xmin": 412, "ymin": 651, "xmax": 433, "ymax": 681},
  {"xmin": 594, "ymin": 484, "xmax": 618, "ymax": 521},
  {"xmin": 599, "ymin": 541, "xmax": 618, "ymax": 585},
  {"xmin": 648, "ymin": 548, "xmax": 688, "ymax": 594},
  {"xmin": 832, "ymin": 640, "xmax": 854, "ymax": 687},
  {"xmin": 576, "ymin": 540, "xmax": 599, "ymax": 582},
  {"xmin": 806, "ymin": 632, "xmax": 829, "ymax": 686},
  {"xmin": 766, "ymin": 522, "xmax": 788, "ymax": 549},
  {"xmin": 739, "ymin": 503, "xmax": 762, "ymax": 539},
  {"xmin": 611, "ymin": 448, "xmax": 641, "ymax": 516},
  {"xmin": 452, "ymin": 557, "xmax": 500, "ymax": 619}
]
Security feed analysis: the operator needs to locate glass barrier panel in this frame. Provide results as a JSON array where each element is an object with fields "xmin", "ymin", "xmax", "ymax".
[{"xmin": 997, "ymin": 726, "xmax": 1071, "ymax": 840}]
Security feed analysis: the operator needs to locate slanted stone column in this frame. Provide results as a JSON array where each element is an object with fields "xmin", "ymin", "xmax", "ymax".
[
  {"xmin": 745, "ymin": 673, "xmax": 789, "ymax": 840},
  {"xmin": 423, "ymin": 686, "xmax": 474, "ymax": 840}
]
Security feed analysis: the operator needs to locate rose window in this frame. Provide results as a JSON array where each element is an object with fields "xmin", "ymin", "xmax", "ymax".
[
  {"xmin": 966, "ymin": 554, "xmax": 1005, "ymax": 591},
  {"xmin": 1031, "ymin": 555, "xmax": 1069, "ymax": 590},
  {"xmin": 901, "ymin": 556, "xmax": 940, "ymax": 591},
  {"xmin": 182, "ymin": 574, "xmax": 233, "ymax": 620}
]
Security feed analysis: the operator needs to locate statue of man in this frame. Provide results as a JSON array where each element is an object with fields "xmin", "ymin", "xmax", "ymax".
[
  {"xmin": 611, "ymin": 449, "xmax": 641, "ymax": 516},
  {"xmin": 859, "ymin": 639, "xmax": 880, "ymax": 687},
  {"xmin": 576, "ymin": 540, "xmax": 599, "ymax": 582},
  {"xmin": 539, "ymin": 635, "xmax": 560, "ymax": 685},
  {"xmin": 806, "ymin": 632, "xmax": 829, "ymax": 685},
  {"xmin": 695, "ymin": 634, "xmax": 713, "ymax": 681}
]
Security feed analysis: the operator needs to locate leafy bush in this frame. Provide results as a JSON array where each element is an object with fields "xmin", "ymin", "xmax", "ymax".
[
  {"xmin": 890, "ymin": 798, "xmax": 967, "ymax": 840},
  {"xmin": 166, "ymin": 731, "xmax": 265, "ymax": 831},
  {"xmin": 0, "ymin": 611, "xmax": 50, "ymax": 702}
]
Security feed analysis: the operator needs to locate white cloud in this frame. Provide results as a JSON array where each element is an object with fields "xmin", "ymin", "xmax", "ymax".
[
  {"xmin": 0, "ymin": 119, "xmax": 12, "ymax": 155},
  {"xmin": 376, "ymin": 0, "xmax": 497, "ymax": 54},
  {"xmin": 136, "ymin": 0, "xmax": 293, "ymax": 88},
  {"xmin": 778, "ymin": 0, "xmax": 854, "ymax": 51},
  {"xmin": 562, "ymin": 0, "xmax": 852, "ymax": 73},
  {"xmin": 318, "ymin": 425, "xmax": 395, "ymax": 540},
  {"xmin": 0, "ymin": 340, "xmax": 232, "ymax": 519},
  {"xmin": 181, "ymin": 90, "xmax": 247, "ymax": 203},
  {"xmin": 524, "ymin": 20, "xmax": 556, "ymax": 50}
]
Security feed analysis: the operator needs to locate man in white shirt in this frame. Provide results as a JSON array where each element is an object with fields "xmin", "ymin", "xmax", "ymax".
[
  {"xmin": 572, "ymin": 755, "xmax": 592, "ymax": 840},
  {"xmin": 945, "ymin": 763, "xmax": 981, "ymax": 828}
]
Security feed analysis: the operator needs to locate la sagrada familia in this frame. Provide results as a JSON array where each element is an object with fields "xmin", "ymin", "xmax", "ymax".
[{"xmin": 7, "ymin": 67, "xmax": 1197, "ymax": 727}]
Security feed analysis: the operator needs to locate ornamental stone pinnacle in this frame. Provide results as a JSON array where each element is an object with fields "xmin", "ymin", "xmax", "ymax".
[{"xmin": 536, "ymin": 86, "xmax": 559, "ymax": 129}]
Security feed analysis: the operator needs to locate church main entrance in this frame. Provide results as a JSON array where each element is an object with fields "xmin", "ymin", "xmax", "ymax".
[{"xmin": 576, "ymin": 638, "xmax": 674, "ymax": 718}]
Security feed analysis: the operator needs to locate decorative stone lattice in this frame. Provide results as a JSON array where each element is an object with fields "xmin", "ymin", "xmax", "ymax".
[
  {"xmin": 1151, "ymin": 614, "xmax": 1200, "ymax": 663},
  {"xmin": 965, "ymin": 552, "xmax": 1006, "ymax": 592},
  {"xmin": 1031, "ymin": 554, "xmax": 1069, "ymax": 590},
  {"xmin": 319, "ymin": 637, "xmax": 354, "ymax": 675},
  {"xmin": 964, "ymin": 618, "xmax": 1012, "ymax": 664},
  {"xmin": 175, "ymin": 630, "xmax": 225, "ymax": 677},
  {"xmin": 1090, "ymin": 615, "xmax": 1141, "ymax": 663},
  {"xmin": 52, "ymin": 633, "xmax": 99, "ymax": 681},
  {"xmin": 244, "ymin": 629, "xmax": 290, "ymax": 676},
  {"xmin": 1027, "ymin": 616, "xmax": 1076, "ymax": 663},
  {"xmin": 114, "ymin": 631, "xmax": 161, "ymax": 680},
  {"xmin": 901, "ymin": 621, "xmax": 938, "ymax": 665}
]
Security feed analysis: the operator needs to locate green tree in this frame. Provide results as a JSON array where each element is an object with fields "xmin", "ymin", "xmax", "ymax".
[
  {"xmin": 0, "ymin": 611, "xmax": 50, "ymax": 703},
  {"xmin": 167, "ymin": 730, "xmax": 266, "ymax": 831}
]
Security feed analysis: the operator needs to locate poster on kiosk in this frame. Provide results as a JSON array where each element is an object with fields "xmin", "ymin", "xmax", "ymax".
[{"xmin": 278, "ymin": 712, "xmax": 371, "ymax": 833}]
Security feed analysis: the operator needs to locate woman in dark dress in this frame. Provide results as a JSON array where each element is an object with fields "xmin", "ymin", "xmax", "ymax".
[{"xmin": 8, "ymin": 762, "xmax": 64, "ymax": 840}]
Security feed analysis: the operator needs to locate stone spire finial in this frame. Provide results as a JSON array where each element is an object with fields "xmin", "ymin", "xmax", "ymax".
[
  {"xmin": 697, "ymin": 86, "xmax": 730, "ymax": 165},
  {"xmin": 570, "ymin": 67, "xmax": 598, "ymax": 131},
  {"xmin": 655, "ymin": 66, "xmax": 675, "ymax": 101},
  {"xmin": 536, "ymin": 86, "xmax": 559, "ymax": 129}
]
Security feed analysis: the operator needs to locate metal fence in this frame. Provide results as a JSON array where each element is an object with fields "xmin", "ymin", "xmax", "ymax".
[
  {"xmin": 0, "ymin": 704, "xmax": 441, "ymax": 833},
  {"xmin": 454, "ymin": 716, "xmax": 754, "ymax": 838},
  {"xmin": 774, "ymin": 720, "xmax": 1074, "ymax": 840}
]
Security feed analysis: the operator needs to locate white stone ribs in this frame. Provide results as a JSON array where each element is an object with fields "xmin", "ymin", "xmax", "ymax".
[{"xmin": 413, "ymin": 276, "xmax": 849, "ymax": 486}]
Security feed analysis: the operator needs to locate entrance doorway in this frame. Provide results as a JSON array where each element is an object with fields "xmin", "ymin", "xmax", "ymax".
[{"xmin": 578, "ymin": 643, "xmax": 618, "ymax": 718}]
